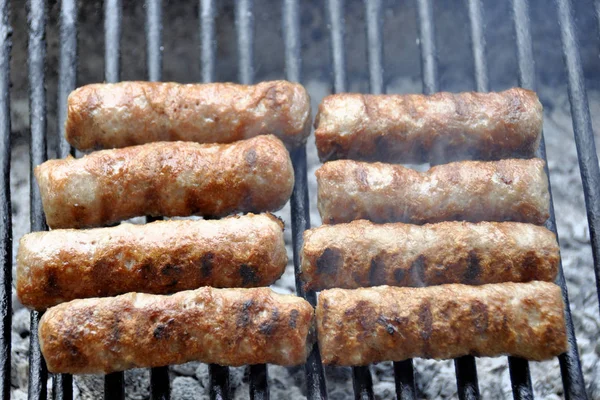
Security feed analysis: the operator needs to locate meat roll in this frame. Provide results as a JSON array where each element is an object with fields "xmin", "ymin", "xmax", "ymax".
[
  {"xmin": 316, "ymin": 282, "xmax": 567, "ymax": 365},
  {"xmin": 18, "ymin": 213, "xmax": 287, "ymax": 310},
  {"xmin": 66, "ymin": 80, "xmax": 312, "ymax": 150},
  {"xmin": 39, "ymin": 287, "xmax": 315, "ymax": 374},
  {"xmin": 301, "ymin": 220, "xmax": 559, "ymax": 291},
  {"xmin": 36, "ymin": 135, "xmax": 294, "ymax": 229},
  {"xmin": 314, "ymin": 88, "xmax": 542, "ymax": 163},
  {"xmin": 316, "ymin": 158, "xmax": 549, "ymax": 225}
]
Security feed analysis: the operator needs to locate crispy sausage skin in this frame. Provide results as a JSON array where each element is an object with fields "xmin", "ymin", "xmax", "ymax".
[
  {"xmin": 35, "ymin": 135, "xmax": 294, "ymax": 229},
  {"xmin": 18, "ymin": 213, "xmax": 287, "ymax": 310},
  {"xmin": 316, "ymin": 158, "xmax": 549, "ymax": 225},
  {"xmin": 314, "ymin": 88, "xmax": 542, "ymax": 163},
  {"xmin": 66, "ymin": 80, "xmax": 312, "ymax": 150},
  {"xmin": 316, "ymin": 282, "xmax": 567, "ymax": 365},
  {"xmin": 39, "ymin": 287, "xmax": 315, "ymax": 374},
  {"xmin": 300, "ymin": 220, "xmax": 559, "ymax": 291}
]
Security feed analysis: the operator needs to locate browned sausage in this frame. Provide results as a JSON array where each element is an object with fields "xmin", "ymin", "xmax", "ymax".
[
  {"xmin": 39, "ymin": 287, "xmax": 315, "ymax": 374},
  {"xmin": 36, "ymin": 135, "xmax": 294, "ymax": 229},
  {"xmin": 300, "ymin": 220, "xmax": 559, "ymax": 291},
  {"xmin": 314, "ymin": 88, "xmax": 542, "ymax": 163},
  {"xmin": 66, "ymin": 80, "xmax": 312, "ymax": 150},
  {"xmin": 17, "ymin": 213, "xmax": 287, "ymax": 310},
  {"xmin": 316, "ymin": 282, "xmax": 567, "ymax": 365},
  {"xmin": 316, "ymin": 158, "xmax": 549, "ymax": 225}
]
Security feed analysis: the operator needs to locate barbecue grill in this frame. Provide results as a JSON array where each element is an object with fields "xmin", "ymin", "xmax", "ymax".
[{"xmin": 0, "ymin": 0, "xmax": 598, "ymax": 399}]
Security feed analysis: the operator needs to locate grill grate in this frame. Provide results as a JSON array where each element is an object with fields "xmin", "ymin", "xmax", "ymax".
[
  {"xmin": 0, "ymin": 0, "xmax": 10, "ymax": 399},
  {"xmin": 0, "ymin": 0, "xmax": 595, "ymax": 399}
]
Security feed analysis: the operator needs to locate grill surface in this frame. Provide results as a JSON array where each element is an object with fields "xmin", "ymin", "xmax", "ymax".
[{"xmin": 0, "ymin": 0, "xmax": 597, "ymax": 398}]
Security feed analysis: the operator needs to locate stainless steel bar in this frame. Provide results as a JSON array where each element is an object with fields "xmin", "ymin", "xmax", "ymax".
[
  {"xmin": 467, "ymin": 0, "xmax": 488, "ymax": 92},
  {"xmin": 146, "ymin": 0, "xmax": 162, "ymax": 82},
  {"xmin": 327, "ymin": 0, "xmax": 372, "ymax": 397},
  {"xmin": 235, "ymin": 0, "xmax": 254, "ymax": 85},
  {"xmin": 104, "ymin": 0, "xmax": 121, "ymax": 83},
  {"xmin": 512, "ymin": 0, "xmax": 587, "ymax": 398},
  {"xmin": 27, "ymin": 0, "xmax": 48, "ymax": 398},
  {"xmin": 283, "ymin": 0, "xmax": 328, "ymax": 396},
  {"xmin": 364, "ymin": 0, "xmax": 384, "ymax": 94},
  {"xmin": 0, "ymin": 0, "xmax": 10, "ymax": 398},
  {"xmin": 103, "ymin": 0, "xmax": 124, "ymax": 397},
  {"xmin": 417, "ymin": 1, "xmax": 480, "ymax": 398},
  {"xmin": 200, "ymin": 0, "xmax": 216, "ymax": 83}
]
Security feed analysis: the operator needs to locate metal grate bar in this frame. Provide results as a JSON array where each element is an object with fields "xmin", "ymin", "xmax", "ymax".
[
  {"xmin": 235, "ymin": 0, "xmax": 253, "ymax": 85},
  {"xmin": 200, "ymin": 0, "xmax": 215, "ymax": 83},
  {"xmin": 454, "ymin": 356, "xmax": 479, "ymax": 400},
  {"xmin": 555, "ymin": 0, "xmax": 600, "ymax": 396},
  {"xmin": 283, "ymin": 0, "xmax": 327, "ymax": 398},
  {"xmin": 0, "ymin": 0, "xmax": 10, "ymax": 399},
  {"xmin": 556, "ymin": 0, "xmax": 600, "ymax": 321},
  {"xmin": 394, "ymin": 360, "xmax": 417, "ymax": 400},
  {"xmin": 197, "ymin": 2, "xmax": 232, "ymax": 398},
  {"xmin": 507, "ymin": 358, "xmax": 533, "ymax": 400},
  {"xmin": 104, "ymin": 0, "xmax": 121, "ymax": 83},
  {"xmin": 105, "ymin": 371, "xmax": 125, "ymax": 400},
  {"xmin": 415, "ymin": 0, "xmax": 437, "ymax": 95},
  {"xmin": 364, "ymin": 2, "xmax": 419, "ymax": 398},
  {"xmin": 364, "ymin": 0, "xmax": 384, "ymax": 95},
  {"xmin": 512, "ymin": 0, "xmax": 587, "ymax": 398},
  {"xmin": 597, "ymin": 1, "xmax": 600, "ymax": 37},
  {"xmin": 467, "ymin": 0, "xmax": 488, "ymax": 92},
  {"xmin": 146, "ymin": 0, "xmax": 162, "ymax": 82},
  {"xmin": 352, "ymin": 367, "xmax": 374, "ymax": 400},
  {"xmin": 326, "ymin": 0, "xmax": 346, "ymax": 93},
  {"xmin": 459, "ymin": 1, "xmax": 493, "ymax": 398},
  {"xmin": 27, "ymin": 1, "xmax": 49, "ymax": 399},
  {"xmin": 416, "ymin": 1, "xmax": 481, "ymax": 398},
  {"xmin": 209, "ymin": 364, "xmax": 230, "ymax": 400},
  {"xmin": 103, "ymin": 0, "xmax": 124, "ymax": 398},
  {"xmin": 326, "ymin": 1, "xmax": 375, "ymax": 398},
  {"xmin": 249, "ymin": 364, "xmax": 268, "ymax": 400},
  {"xmin": 150, "ymin": 364, "xmax": 170, "ymax": 400},
  {"xmin": 144, "ymin": 1, "xmax": 170, "ymax": 398},
  {"xmin": 233, "ymin": 1, "xmax": 270, "ymax": 397},
  {"xmin": 57, "ymin": 0, "xmax": 77, "ymax": 161}
]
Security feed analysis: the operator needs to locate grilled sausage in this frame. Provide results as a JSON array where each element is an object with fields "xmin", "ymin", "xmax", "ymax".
[
  {"xmin": 316, "ymin": 158, "xmax": 549, "ymax": 225},
  {"xmin": 39, "ymin": 287, "xmax": 315, "ymax": 374},
  {"xmin": 316, "ymin": 282, "xmax": 567, "ymax": 365},
  {"xmin": 65, "ymin": 80, "xmax": 311, "ymax": 150},
  {"xmin": 300, "ymin": 220, "xmax": 559, "ymax": 291},
  {"xmin": 314, "ymin": 88, "xmax": 542, "ymax": 163},
  {"xmin": 36, "ymin": 135, "xmax": 294, "ymax": 229},
  {"xmin": 17, "ymin": 213, "xmax": 287, "ymax": 310}
]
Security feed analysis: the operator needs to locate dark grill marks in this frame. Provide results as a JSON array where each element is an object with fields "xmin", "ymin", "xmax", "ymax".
[
  {"xmin": 316, "ymin": 247, "xmax": 342, "ymax": 276},
  {"xmin": 289, "ymin": 309, "xmax": 299, "ymax": 329},
  {"xmin": 368, "ymin": 255, "xmax": 387, "ymax": 286},
  {"xmin": 409, "ymin": 255, "xmax": 427, "ymax": 287},
  {"xmin": 237, "ymin": 299, "xmax": 254, "ymax": 328},
  {"xmin": 464, "ymin": 251, "xmax": 481, "ymax": 284},
  {"xmin": 200, "ymin": 252, "xmax": 214, "ymax": 278},
  {"xmin": 239, "ymin": 264, "xmax": 259, "ymax": 285}
]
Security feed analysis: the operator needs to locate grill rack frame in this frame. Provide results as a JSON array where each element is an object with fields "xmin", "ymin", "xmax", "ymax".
[{"xmin": 0, "ymin": 0, "xmax": 594, "ymax": 398}]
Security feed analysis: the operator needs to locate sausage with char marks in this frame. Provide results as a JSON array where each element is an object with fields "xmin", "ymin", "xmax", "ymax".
[
  {"xmin": 301, "ymin": 220, "xmax": 559, "ymax": 291},
  {"xmin": 316, "ymin": 282, "xmax": 567, "ymax": 365},
  {"xmin": 18, "ymin": 213, "xmax": 287, "ymax": 310},
  {"xmin": 66, "ymin": 80, "xmax": 312, "ymax": 150},
  {"xmin": 316, "ymin": 158, "xmax": 549, "ymax": 225},
  {"xmin": 36, "ymin": 135, "xmax": 294, "ymax": 229},
  {"xmin": 39, "ymin": 287, "xmax": 315, "ymax": 374}
]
